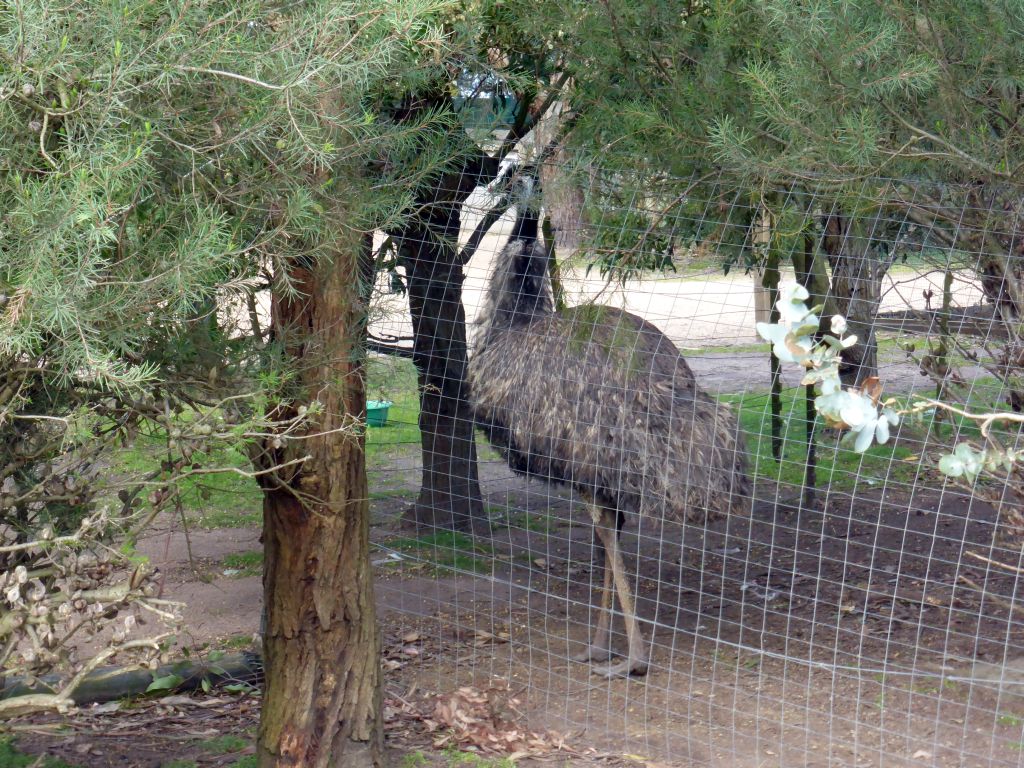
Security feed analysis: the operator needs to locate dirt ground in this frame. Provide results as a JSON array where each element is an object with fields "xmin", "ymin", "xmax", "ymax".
[{"xmin": 11, "ymin": 448, "xmax": 1024, "ymax": 768}]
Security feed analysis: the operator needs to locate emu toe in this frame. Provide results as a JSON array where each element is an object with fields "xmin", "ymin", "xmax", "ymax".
[
  {"xmin": 592, "ymin": 657, "xmax": 649, "ymax": 679},
  {"xmin": 572, "ymin": 645, "xmax": 614, "ymax": 664}
]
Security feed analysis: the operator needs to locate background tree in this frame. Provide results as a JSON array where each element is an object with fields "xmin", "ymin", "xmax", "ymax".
[
  {"xmin": 706, "ymin": 1, "xmax": 1024, "ymax": 399},
  {"xmin": 379, "ymin": 3, "xmax": 570, "ymax": 532},
  {"xmin": 514, "ymin": 1, "xmax": 1024, "ymax": 395}
]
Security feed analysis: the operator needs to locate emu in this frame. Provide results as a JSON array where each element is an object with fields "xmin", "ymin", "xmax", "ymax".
[{"xmin": 468, "ymin": 208, "xmax": 750, "ymax": 678}]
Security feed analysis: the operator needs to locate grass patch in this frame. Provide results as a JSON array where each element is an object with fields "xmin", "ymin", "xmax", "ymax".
[
  {"xmin": 366, "ymin": 357, "xmax": 422, "ymax": 466},
  {"xmin": 493, "ymin": 509, "xmax": 559, "ymax": 533},
  {"xmin": 402, "ymin": 752, "xmax": 431, "ymax": 768},
  {"xmin": 200, "ymin": 735, "xmax": 250, "ymax": 755},
  {"xmin": 218, "ymin": 633, "xmax": 258, "ymax": 651},
  {"xmin": 685, "ymin": 341, "xmax": 769, "ymax": 356},
  {"xmin": 723, "ymin": 389, "xmax": 920, "ymax": 493},
  {"xmin": 369, "ymin": 487, "xmax": 418, "ymax": 501},
  {"xmin": 441, "ymin": 748, "xmax": 515, "ymax": 768},
  {"xmin": 221, "ymin": 550, "xmax": 263, "ymax": 577},
  {"xmin": 177, "ymin": 445, "xmax": 262, "ymax": 529},
  {"xmin": 998, "ymin": 714, "xmax": 1023, "ymax": 728},
  {"xmin": 193, "ymin": 506, "xmax": 262, "ymax": 529},
  {"xmin": 384, "ymin": 530, "xmax": 494, "ymax": 574},
  {"xmin": 690, "ymin": 334, "xmax": 918, "ymax": 359},
  {"xmin": 113, "ymin": 435, "xmax": 263, "ymax": 530}
]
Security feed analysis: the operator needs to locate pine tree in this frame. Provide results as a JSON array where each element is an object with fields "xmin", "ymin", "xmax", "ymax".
[
  {"xmin": 2, "ymin": 0, "xmax": 466, "ymax": 762},
  {"xmin": 529, "ymin": 0, "xmax": 1024, "ymax": 393}
]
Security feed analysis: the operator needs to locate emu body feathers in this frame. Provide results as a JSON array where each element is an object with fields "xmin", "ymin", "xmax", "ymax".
[
  {"xmin": 468, "ymin": 236, "xmax": 751, "ymax": 678},
  {"xmin": 470, "ymin": 239, "xmax": 750, "ymax": 524}
]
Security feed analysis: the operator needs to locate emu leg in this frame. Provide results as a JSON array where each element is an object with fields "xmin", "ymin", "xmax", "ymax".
[
  {"xmin": 591, "ymin": 507, "xmax": 649, "ymax": 678},
  {"xmin": 572, "ymin": 528, "xmax": 614, "ymax": 663}
]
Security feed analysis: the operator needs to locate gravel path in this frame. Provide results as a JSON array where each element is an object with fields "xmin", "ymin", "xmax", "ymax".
[{"xmin": 369, "ymin": 208, "xmax": 990, "ymax": 396}]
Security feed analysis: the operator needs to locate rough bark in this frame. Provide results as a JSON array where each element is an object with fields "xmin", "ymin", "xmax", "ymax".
[
  {"xmin": 257, "ymin": 236, "xmax": 381, "ymax": 767},
  {"xmin": 400, "ymin": 216, "xmax": 485, "ymax": 532},
  {"xmin": 389, "ymin": 86, "xmax": 559, "ymax": 533},
  {"xmin": 392, "ymin": 145, "xmax": 499, "ymax": 533},
  {"xmin": 820, "ymin": 213, "xmax": 888, "ymax": 387},
  {"xmin": 539, "ymin": 143, "xmax": 585, "ymax": 250}
]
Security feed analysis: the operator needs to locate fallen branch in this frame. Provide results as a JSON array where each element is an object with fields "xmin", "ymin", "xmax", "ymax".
[
  {"xmin": 0, "ymin": 651, "xmax": 263, "ymax": 710},
  {"xmin": 965, "ymin": 550, "xmax": 1024, "ymax": 575}
]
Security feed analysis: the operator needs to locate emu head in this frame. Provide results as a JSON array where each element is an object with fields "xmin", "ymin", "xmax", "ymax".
[{"xmin": 477, "ymin": 237, "xmax": 554, "ymax": 335}]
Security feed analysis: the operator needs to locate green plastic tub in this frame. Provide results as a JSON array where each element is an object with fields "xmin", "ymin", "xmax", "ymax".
[{"xmin": 366, "ymin": 400, "xmax": 392, "ymax": 427}]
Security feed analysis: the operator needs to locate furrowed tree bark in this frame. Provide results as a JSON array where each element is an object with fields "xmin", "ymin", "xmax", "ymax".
[
  {"xmin": 257, "ymin": 234, "xmax": 381, "ymax": 767},
  {"xmin": 820, "ymin": 213, "xmax": 887, "ymax": 386},
  {"xmin": 400, "ymin": 212, "xmax": 485, "ymax": 532},
  {"xmin": 389, "ymin": 83, "xmax": 560, "ymax": 533},
  {"xmin": 539, "ymin": 142, "xmax": 585, "ymax": 250}
]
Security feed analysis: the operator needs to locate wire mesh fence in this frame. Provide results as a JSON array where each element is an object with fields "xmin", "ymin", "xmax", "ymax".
[{"xmin": 364, "ymin": 155, "xmax": 1024, "ymax": 767}]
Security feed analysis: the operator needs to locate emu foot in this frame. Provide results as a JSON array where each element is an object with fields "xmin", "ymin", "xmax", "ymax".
[
  {"xmin": 572, "ymin": 644, "xmax": 613, "ymax": 664},
  {"xmin": 592, "ymin": 656, "xmax": 649, "ymax": 679}
]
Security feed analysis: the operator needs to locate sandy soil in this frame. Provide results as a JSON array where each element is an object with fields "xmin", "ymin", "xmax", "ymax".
[{"xmin": 371, "ymin": 205, "xmax": 986, "ymax": 350}]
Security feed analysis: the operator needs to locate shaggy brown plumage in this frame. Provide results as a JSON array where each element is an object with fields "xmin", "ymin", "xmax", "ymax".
[{"xmin": 469, "ymin": 234, "xmax": 750, "ymax": 677}]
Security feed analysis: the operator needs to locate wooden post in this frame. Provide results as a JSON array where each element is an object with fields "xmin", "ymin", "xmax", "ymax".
[
  {"xmin": 753, "ymin": 207, "xmax": 784, "ymax": 460},
  {"xmin": 753, "ymin": 209, "xmax": 773, "ymax": 330}
]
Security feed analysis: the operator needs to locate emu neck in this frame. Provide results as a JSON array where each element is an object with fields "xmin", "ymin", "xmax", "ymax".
[{"xmin": 480, "ymin": 240, "xmax": 554, "ymax": 335}]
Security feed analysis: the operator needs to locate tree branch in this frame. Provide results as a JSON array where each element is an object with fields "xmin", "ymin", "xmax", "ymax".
[
  {"xmin": 458, "ymin": 194, "xmax": 514, "ymax": 266},
  {"xmin": 366, "ymin": 340, "xmax": 414, "ymax": 359}
]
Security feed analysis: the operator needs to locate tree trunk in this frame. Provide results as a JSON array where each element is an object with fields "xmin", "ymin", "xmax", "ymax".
[
  {"xmin": 401, "ymin": 223, "xmax": 485, "ymax": 532},
  {"xmin": 387, "ymin": 87, "xmax": 544, "ymax": 533},
  {"xmin": 540, "ymin": 143, "xmax": 585, "ymax": 250},
  {"xmin": 821, "ymin": 213, "xmax": 888, "ymax": 387},
  {"xmin": 973, "ymin": 204, "xmax": 1024, "ymax": 412},
  {"xmin": 257, "ymin": 236, "xmax": 381, "ymax": 767}
]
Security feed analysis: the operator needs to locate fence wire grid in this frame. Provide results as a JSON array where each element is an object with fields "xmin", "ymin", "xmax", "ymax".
[{"xmin": 364, "ymin": 157, "xmax": 1024, "ymax": 768}]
